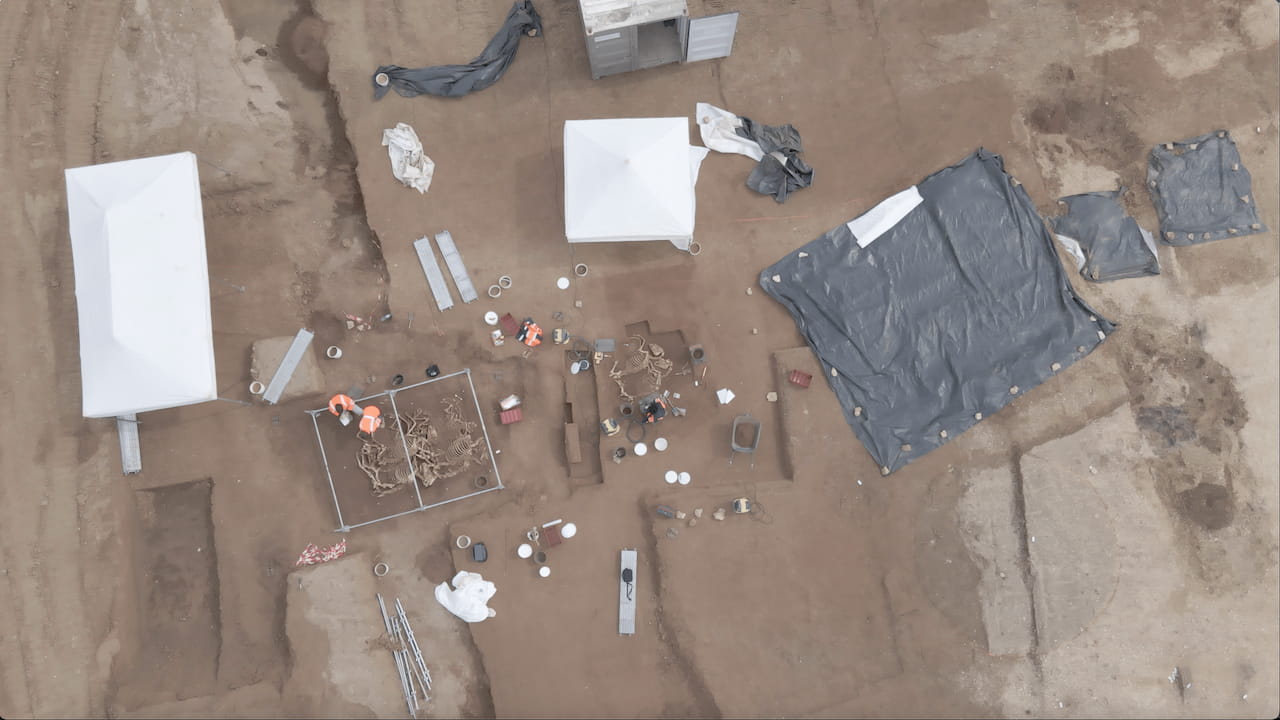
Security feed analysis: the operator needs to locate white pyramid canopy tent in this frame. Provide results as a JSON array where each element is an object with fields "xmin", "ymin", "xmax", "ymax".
[
  {"xmin": 65, "ymin": 152, "xmax": 217, "ymax": 418},
  {"xmin": 564, "ymin": 117, "xmax": 708, "ymax": 251}
]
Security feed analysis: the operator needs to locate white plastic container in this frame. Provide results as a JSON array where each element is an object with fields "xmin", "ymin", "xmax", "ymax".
[
  {"xmin": 664, "ymin": 470, "xmax": 678, "ymax": 484},
  {"xmin": 678, "ymin": 472, "xmax": 691, "ymax": 486},
  {"xmin": 517, "ymin": 543, "xmax": 533, "ymax": 559},
  {"xmin": 500, "ymin": 394, "xmax": 521, "ymax": 410}
]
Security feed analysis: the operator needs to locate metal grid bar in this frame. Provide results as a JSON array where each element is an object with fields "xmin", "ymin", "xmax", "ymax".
[
  {"xmin": 308, "ymin": 409, "xmax": 348, "ymax": 532},
  {"xmin": 387, "ymin": 390, "xmax": 426, "ymax": 508},
  {"xmin": 307, "ymin": 367, "xmax": 502, "ymax": 532},
  {"xmin": 465, "ymin": 367, "xmax": 504, "ymax": 490}
]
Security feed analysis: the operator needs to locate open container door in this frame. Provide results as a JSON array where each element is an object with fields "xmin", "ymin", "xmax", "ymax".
[{"xmin": 684, "ymin": 11, "xmax": 739, "ymax": 62}]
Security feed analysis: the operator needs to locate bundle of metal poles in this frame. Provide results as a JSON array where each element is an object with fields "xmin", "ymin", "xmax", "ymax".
[{"xmin": 377, "ymin": 593, "xmax": 433, "ymax": 717}]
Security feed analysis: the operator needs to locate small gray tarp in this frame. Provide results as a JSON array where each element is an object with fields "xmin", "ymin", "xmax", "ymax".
[
  {"xmin": 372, "ymin": 1, "xmax": 543, "ymax": 100},
  {"xmin": 1052, "ymin": 189, "xmax": 1160, "ymax": 282},
  {"xmin": 1148, "ymin": 130, "xmax": 1267, "ymax": 245},
  {"xmin": 760, "ymin": 149, "xmax": 1115, "ymax": 474}
]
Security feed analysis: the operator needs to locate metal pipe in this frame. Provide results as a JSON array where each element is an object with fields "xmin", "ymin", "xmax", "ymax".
[
  {"xmin": 465, "ymin": 368, "xmax": 505, "ymax": 490},
  {"xmin": 387, "ymin": 390, "xmax": 426, "ymax": 509},
  {"xmin": 308, "ymin": 411, "xmax": 346, "ymax": 531}
]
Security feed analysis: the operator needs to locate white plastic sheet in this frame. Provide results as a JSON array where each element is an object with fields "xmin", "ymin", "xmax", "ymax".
[
  {"xmin": 382, "ymin": 122, "xmax": 435, "ymax": 194},
  {"xmin": 434, "ymin": 571, "xmax": 497, "ymax": 623},
  {"xmin": 695, "ymin": 102, "xmax": 764, "ymax": 161}
]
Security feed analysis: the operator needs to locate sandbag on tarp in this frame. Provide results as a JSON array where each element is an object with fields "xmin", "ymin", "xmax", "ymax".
[
  {"xmin": 759, "ymin": 149, "xmax": 1115, "ymax": 475},
  {"xmin": 1052, "ymin": 189, "xmax": 1159, "ymax": 282},
  {"xmin": 372, "ymin": 0, "xmax": 542, "ymax": 99},
  {"xmin": 1148, "ymin": 129, "xmax": 1267, "ymax": 245}
]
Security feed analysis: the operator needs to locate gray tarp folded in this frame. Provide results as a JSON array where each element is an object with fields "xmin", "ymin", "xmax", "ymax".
[
  {"xmin": 738, "ymin": 116, "xmax": 813, "ymax": 202},
  {"xmin": 1148, "ymin": 130, "xmax": 1266, "ymax": 245},
  {"xmin": 372, "ymin": 1, "xmax": 543, "ymax": 99},
  {"xmin": 1052, "ymin": 189, "xmax": 1160, "ymax": 282},
  {"xmin": 760, "ymin": 150, "xmax": 1115, "ymax": 474}
]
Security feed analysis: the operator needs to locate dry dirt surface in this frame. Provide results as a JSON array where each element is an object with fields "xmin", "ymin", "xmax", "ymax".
[{"xmin": 0, "ymin": 0, "xmax": 1276, "ymax": 718}]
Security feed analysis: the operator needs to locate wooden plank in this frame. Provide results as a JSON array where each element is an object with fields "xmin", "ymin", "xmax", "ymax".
[
  {"xmin": 116, "ymin": 414, "xmax": 141, "ymax": 475},
  {"xmin": 619, "ymin": 548, "xmax": 637, "ymax": 635},
  {"xmin": 434, "ymin": 231, "xmax": 478, "ymax": 303},
  {"xmin": 413, "ymin": 236, "xmax": 454, "ymax": 311},
  {"xmin": 262, "ymin": 328, "xmax": 314, "ymax": 405}
]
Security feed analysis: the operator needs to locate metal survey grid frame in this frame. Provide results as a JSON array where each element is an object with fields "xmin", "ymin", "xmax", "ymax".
[{"xmin": 306, "ymin": 367, "xmax": 504, "ymax": 532}]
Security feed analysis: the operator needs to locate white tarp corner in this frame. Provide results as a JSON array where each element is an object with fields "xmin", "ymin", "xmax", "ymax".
[
  {"xmin": 382, "ymin": 122, "xmax": 435, "ymax": 193},
  {"xmin": 65, "ymin": 151, "xmax": 217, "ymax": 419},
  {"xmin": 434, "ymin": 571, "xmax": 497, "ymax": 623}
]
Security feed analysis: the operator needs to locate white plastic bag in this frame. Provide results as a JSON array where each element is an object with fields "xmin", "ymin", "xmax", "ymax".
[
  {"xmin": 434, "ymin": 570, "xmax": 497, "ymax": 623},
  {"xmin": 695, "ymin": 102, "xmax": 765, "ymax": 162},
  {"xmin": 382, "ymin": 122, "xmax": 435, "ymax": 194}
]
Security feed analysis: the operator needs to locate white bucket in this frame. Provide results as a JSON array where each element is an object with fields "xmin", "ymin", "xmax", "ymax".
[
  {"xmin": 326, "ymin": 346, "xmax": 343, "ymax": 359},
  {"xmin": 517, "ymin": 543, "xmax": 533, "ymax": 559},
  {"xmin": 249, "ymin": 381, "xmax": 265, "ymax": 395}
]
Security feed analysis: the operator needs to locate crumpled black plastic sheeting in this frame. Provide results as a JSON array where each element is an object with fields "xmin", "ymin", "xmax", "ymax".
[
  {"xmin": 759, "ymin": 150, "xmax": 1115, "ymax": 474},
  {"xmin": 372, "ymin": 1, "xmax": 543, "ymax": 100},
  {"xmin": 1147, "ymin": 130, "xmax": 1266, "ymax": 245},
  {"xmin": 1052, "ymin": 190, "xmax": 1159, "ymax": 282},
  {"xmin": 736, "ymin": 116, "xmax": 813, "ymax": 202}
]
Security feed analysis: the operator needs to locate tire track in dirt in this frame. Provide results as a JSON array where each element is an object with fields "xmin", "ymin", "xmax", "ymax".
[{"xmin": 0, "ymin": 0, "xmax": 124, "ymax": 716}]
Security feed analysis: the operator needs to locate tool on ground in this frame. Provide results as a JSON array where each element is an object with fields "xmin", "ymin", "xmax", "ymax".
[
  {"xmin": 732, "ymin": 497, "xmax": 752, "ymax": 514},
  {"xmin": 655, "ymin": 504, "xmax": 676, "ymax": 519},
  {"xmin": 553, "ymin": 328, "xmax": 570, "ymax": 344},
  {"xmin": 601, "ymin": 417, "xmax": 621, "ymax": 436}
]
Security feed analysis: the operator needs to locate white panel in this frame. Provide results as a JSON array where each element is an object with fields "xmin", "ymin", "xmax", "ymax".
[
  {"xmin": 619, "ymin": 548, "xmax": 638, "ymax": 635},
  {"xmin": 684, "ymin": 11, "xmax": 738, "ymax": 63}
]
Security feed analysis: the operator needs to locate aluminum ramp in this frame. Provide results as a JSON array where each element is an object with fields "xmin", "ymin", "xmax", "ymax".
[
  {"xmin": 263, "ymin": 328, "xmax": 314, "ymax": 405},
  {"xmin": 116, "ymin": 414, "xmax": 141, "ymax": 475},
  {"xmin": 434, "ymin": 230, "xmax": 478, "ymax": 303},
  {"xmin": 413, "ymin": 236, "xmax": 455, "ymax": 311},
  {"xmin": 619, "ymin": 548, "xmax": 637, "ymax": 635}
]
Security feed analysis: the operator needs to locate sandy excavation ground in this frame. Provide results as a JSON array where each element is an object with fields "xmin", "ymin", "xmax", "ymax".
[{"xmin": 0, "ymin": 0, "xmax": 1277, "ymax": 718}]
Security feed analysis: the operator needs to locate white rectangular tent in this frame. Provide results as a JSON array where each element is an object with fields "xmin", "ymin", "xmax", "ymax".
[
  {"xmin": 564, "ymin": 117, "xmax": 707, "ymax": 251},
  {"xmin": 65, "ymin": 152, "xmax": 217, "ymax": 419}
]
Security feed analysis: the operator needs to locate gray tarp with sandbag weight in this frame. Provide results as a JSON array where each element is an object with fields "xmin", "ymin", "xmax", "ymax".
[{"xmin": 760, "ymin": 149, "xmax": 1115, "ymax": 474}]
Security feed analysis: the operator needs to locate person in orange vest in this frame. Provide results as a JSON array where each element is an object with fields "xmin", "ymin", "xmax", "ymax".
[
  {"xmin": 328, "ymin": 394, "xmax": 357, "ymax": 417},
  {"xmin": 517, "ymin": 318, "xmax": 543, "ymax": 347},
  {"xmin": 358, "ymin": 405, "xmax": 383, "ymax": 435}
]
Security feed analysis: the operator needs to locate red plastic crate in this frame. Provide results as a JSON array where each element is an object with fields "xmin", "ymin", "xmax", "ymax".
[
  {"xmin": 788, "ymin": 369, "xmax": 812, "ymax": 388},
  {"xmin": 499, "ymin": 407, "xmax": 523, "ymax": 425}
]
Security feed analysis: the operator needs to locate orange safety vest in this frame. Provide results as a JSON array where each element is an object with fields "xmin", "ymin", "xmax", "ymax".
[
  {"xmin": 359, "ymin": 405, "xmax": 382, "ymax": 434},
  {"xmin": 328, "ymin": 394, "xmax": 357, "ymax": 415},
  {"xmin": 522, "ymin": 322, "xmax": 543, "ymax": 347}
]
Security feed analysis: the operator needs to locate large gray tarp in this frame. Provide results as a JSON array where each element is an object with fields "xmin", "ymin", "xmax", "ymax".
[
  {"xmin": 372, "ymin": 1, "xmax": 543, "ymax": 100},
  {"xmin": 1148, "ymin": 130, "xmax": 1267, "ymax": 245},
  {"xmin": 1052, "ymin": 189, "xmax": 1160, "ymax": 282},
  {"xmin": 760, "ymin": 150, "xmax": 1115, "ymax": 474}
]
